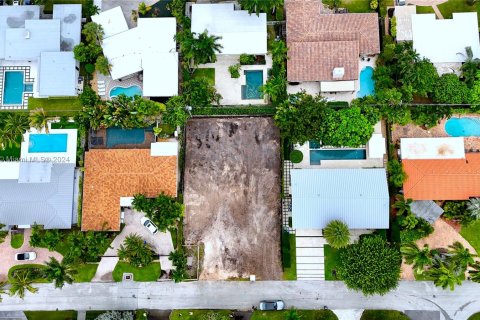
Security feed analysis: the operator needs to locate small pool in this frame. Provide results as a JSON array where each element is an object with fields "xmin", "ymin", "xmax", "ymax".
[
  {"xmin": 28, "ymin": 134, "xmax": 68, "ymax": 153},
  {"xmin": 242, "ymin": 70, "xmax": 263, "ymax": 99},
  {"xmin": 445, "ymin": 117, "xmax": 480, "ymax": 137},
  {"xmin": 310, "ymin": 149, "xmax": 367, "ymax": 165},
  {"xmin": 109, "ymin": 85, "xmax": 142, "ymax": 98},
  {"xmin": 357, "ymin": 66, "xmax": 375, "ymax": 98},
  {"xmin": 106, "ymin": 127, "xmax": 146, "ymax": 148},
  {"xmin": 3, "ymin": 71, "xmax": 25, "ymax": 105}
]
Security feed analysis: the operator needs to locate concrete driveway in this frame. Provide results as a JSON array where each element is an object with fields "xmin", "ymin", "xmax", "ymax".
[
  {"xmin": 101, "ymin": 0, "xmax": 158, "ymax": 28},
  {"xmin": 0, "ymin": 229, "xmax": 63, "ymax": 281}
]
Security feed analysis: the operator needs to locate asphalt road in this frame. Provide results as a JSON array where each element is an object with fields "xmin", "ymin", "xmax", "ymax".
[{"xmin": 1, "ymin": 281, "xmax": 479, "ymax": 320}]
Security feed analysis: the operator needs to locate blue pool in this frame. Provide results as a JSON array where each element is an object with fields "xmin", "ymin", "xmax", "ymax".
[
  {"xmin": 357, "ymin": 66, "xmax": 375, "ymax": 98},
  {"xmin": 106, "ymin": 127, "xmax": 146, "ymax": 148},
  {"xmin": 28, "ymin": 134, "xmax": 68, "ymax": 153},
  {"xmin": 445, "ymin": 117, "xmax": 480, "ymax": 137},
  {"xmin": 3, "ymin": 71, "xmax": 28, "ymax": 105},
  {"xmin": 242, "ymin": 70, "xmax": 263, "ymax": 99},
  {"xmin": 310, "ymin": 149, "xmax": 367, "ymax": 165},
  {"xmin": 109, "ymin": 85, "xmax": 143, "ymax": 98}
]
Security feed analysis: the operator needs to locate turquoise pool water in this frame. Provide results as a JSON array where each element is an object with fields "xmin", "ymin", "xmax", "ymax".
[
  {"xmin": 3, "ymin": 71, "xmax": 25, "ymax": 105},
  {"xmin": 28, "ymin": 134, "xmax": 68, "ymax": 153},
  {"xmin": 243, "ymin": 70, "xmax": 263, "ymax": 99},
  {"xmin": 445, "ymin": 117, "xmax": 480, "ymax": 137},
  {"xmin": 310, "ymin": 149, "xmax": 367, "ymax": 165},
  {"xmin": 109, "ymin": 85, "xmax": 142, "ymax": 98},
  {"xmin": 106, "ymin": 127, "xmax": 146, "ymax": 147},
  {"xmin": 357, "ymin": 66, "xmax": 375, "ymax": 98}
]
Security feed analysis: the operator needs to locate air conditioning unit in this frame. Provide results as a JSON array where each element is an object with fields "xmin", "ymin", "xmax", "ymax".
[{"xmin": 24, "ymin": 30, "xmax": 30, "ymax": 39}]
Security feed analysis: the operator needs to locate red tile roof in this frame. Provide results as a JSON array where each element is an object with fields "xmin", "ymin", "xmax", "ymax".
[{"xmin": 403, "ymin": 153, "xmax": 480, "ymax": 200}]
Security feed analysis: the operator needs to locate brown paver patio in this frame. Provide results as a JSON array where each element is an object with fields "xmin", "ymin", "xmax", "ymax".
[{"xmin": 0, "ymin": 229, "xmax": 63, "ymax": 281}]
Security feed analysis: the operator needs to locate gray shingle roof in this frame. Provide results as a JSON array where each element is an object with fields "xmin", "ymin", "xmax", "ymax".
[
  {"xmin": 410, "ymin": 200, "xmax": 444, "ymax": 224},
  {"xmin": 291, "ymin": 168, "xmax": 390, "ymax": 229},
  {"xmin": 0, "ymin": 163, "xmax": 75, "ymax": 229}
]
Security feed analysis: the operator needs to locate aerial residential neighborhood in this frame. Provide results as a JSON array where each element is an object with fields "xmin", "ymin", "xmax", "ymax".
[{"xmin": 0, "ymin": 0, "xmax": 479, "ymax": 319}]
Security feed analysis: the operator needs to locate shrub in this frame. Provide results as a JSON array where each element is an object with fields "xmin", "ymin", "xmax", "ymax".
[
  {"xmin": 399, "ymin": 217, "xmax": 433, "ymax": 243},
  {"xmin": 443, "ymin": 201, "xmax": 474, "ymax": 225},
  {"xmin": 182, "ymin": 78, "xmax": 222, "ymax": 108},
  {"xmin": 132, "ymin": 193, "xmax": 183, "ymax": 232},
  {"xmin": 85, "ymin": 63, "xmax": 95, "ymax": 74},
  {"xmin": 228, "ymin": 64, "xmax": 241, "ymax": 78},
  {"xmin": 324, "ymin": 220, "xmax": 350, "ymax": 249},
  {"xmin": 387, "ymin": 159, "xmax": 407, "ymax": 188},
  {"xmin": 290, "ymin": 150, "xmax": 303, "ymax": 163},
  {"xmin": 281, "ymin": 229, "xmax": 291, "ymax": 269},
  {"xmin": 239, "ymin": 53, "xmax": 256, "ymax": 65},
  {"xmin": 169, "ymin": 250, "xmax": 188, "ymax": 282},
  {"xmin": 390, "ymin": 16, "xmax": 397, "ymax": 38},
  {"xmin": 338, "ymin": 236, "xmax": 402, "ymax": 295},
  {"xmin": 370, "ymin": 0, "xmax": 378, "ymax": 9}
]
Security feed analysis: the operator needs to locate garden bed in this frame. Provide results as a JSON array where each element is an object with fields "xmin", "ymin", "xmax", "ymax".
[
  {"xmin": 8, "ymin": 264, "xmax": 48, "ymax": 283},
  {"xmin": 10, "ymin": 232, "xmax": 24, "ymax": 249}
]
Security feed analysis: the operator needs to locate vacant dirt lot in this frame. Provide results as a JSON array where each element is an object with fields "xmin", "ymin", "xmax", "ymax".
[{"xmin": 184, "ymin": 117, "xmax": 282, "ymax": 280}]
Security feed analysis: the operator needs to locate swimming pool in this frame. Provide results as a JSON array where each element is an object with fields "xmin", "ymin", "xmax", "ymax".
[
  {"xmin": 242, "ymin": 70, "xmax": 263, "ymax": 99},
  {"xmin": 310, "ymin": 149, "xmax": 367, "ymax": 165},
  {"xmin": 106, "ymin": 127, "xmax": 146, "ymax": 148},
  {"xmin": 445, "ymin": 117, "xmax": 480, "ymax": 137},
  {"xmin": 28, "ymin": 134, "xmax": 68, "ymax": 153},
  {"xmin": 357, "ymin": 66, "xmax": 375, "ymax": 98},
  {"xmin": 109, "ymin": 85, "xmax": 143, "ymax": 98},
  {"xmin": 3, "ymin": 71, "xmax": 27, "ymax": 105}
]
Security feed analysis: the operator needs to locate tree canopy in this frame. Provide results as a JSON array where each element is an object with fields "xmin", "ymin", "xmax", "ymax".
[{"xmin": 132, "ymin": 194, "xmax": 183, "ymax": 231}]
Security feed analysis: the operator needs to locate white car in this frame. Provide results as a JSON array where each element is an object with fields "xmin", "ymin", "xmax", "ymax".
[
  {"xmin": 259, "ymin": 300, "xmax": 285, "ymax": 311},
  {"xmin": 141, "ymin": 217, "xmax": 158, "ymax": 234},
  {"xmin": 15, "ymin": 252, "xmax": 37, "ymax": 261}
]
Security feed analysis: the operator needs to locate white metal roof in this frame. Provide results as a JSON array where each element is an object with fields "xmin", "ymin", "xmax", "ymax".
[
  {"xmin": 394, "ymin": 5, "xmax": 416, "ymax": 41},
  {"xmin": 143, "ymin": 53, "xmax": 178, "ymax": 97},
  {"xmin": 91, "ymin": 6, "xmax": 128, "ymax": 39},
  {"xmin": 400, "ymin": 137, "xmax": 466, "ymax": 160},
  {"xmin": 191, "ymin": 3, "xmax": 267, "ymax": 55},
  {"xmin": 39, "ymin": 52, "xmax": 77, "ymax": 97},
  {"xmin": 53, "ymin": 4, "xmax": 82, "ymax": 51},
  {"xmin": 412, "ymin": 13, "xmax": 480, "ymax": 63},
  {"xmin": 4, "ymin": 19, "xmax": 60, "ymax": 60},
  {"xmin": 320, "ymin": 80, "xmax": 355, "ymax": 92},
  {"xmin": 367, "ymin": 133, "xmax": 386, "ymax": 159},
  {"xmin": 0, "ymin": 162, "xmax": 20, "ymax": 180},
  {"xmin": 151, "ymin": 141, "xmax": 178, "ymax": 156}
]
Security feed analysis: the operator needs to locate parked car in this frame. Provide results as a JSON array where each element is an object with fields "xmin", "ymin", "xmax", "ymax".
[
  {"xmin": 15, "ymin": 252, "xmax": 37, "ymax": 261},
  {"xmin": 140, "ymin": 217, "xmax": 158, "ymax": 234},
  {"xmin": 259, "ymin": 300, "xmax": 285, "ymax": 311}
]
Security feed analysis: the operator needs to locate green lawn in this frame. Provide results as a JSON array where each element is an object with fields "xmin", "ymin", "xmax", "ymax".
[
  {"xmin": 51, "ymin": 121, "xmax": 80, "ymax": 129},
  {"xmin": 324, "ymin": 245, "xmax": 343, "ymax": 281},
  {"xmin": 112, "ymin": 262, "xmax": 161, "ymax": 282},
  {"xmin": 416, "ymin": 0, "xmax": 480, "ymax": 26},
  {"xmin": 416, "ymin": 6, "xmax": 435, "ymax": 14},
  {"xmin": 282, "ymin": 233, "xmax": 296, "ymax": 280},
  {"xmin": 460, "ymin": 220, "xmax": 480, "ymax": 253},
  {"xmin": 28, "ymin": 97, "xmax": 83, "ymax": 116},
  {"xmin": 170, "ymin": 310, "xmax": 232, "ymax": 320},
  {"xmin": 8, "ymin": 264, "xmax": 48, "ymax": 283},
  {"xmin": 24, "ymin": 311, "xmax": 77, "ymax": 320},
  {"xmin": 191, "ymin": 68, "xmax": 216, "ymax": 86},
  {"xmin": 360, "ymin": 310, "xmax": 410, "ymax": 320},
  {"xmin": 73, "ymin": 263, "xmax": 98, "ymax": 282},
  {"xmin": 251, "ymin": 310, "xmax": 338, "ymax": 320},
  {"xmin": 468, "ymin": 312, "xmax": 480, "ymax": 320},
  {"xmin": 10, "ymin": 232, "xmax": 24, "ymax": 249},
  {"xmin": 342, "ymin": 0, "xmax": 372, "ymax": 13}
]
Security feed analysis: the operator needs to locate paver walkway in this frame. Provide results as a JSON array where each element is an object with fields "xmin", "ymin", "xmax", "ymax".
[
  {"xmin": 0, "ymin": 229, "xmax": 63, "ymax": 281},
  {"xmin": 296, "ymin": 229, "xmax": 326, "ymax": 280}
]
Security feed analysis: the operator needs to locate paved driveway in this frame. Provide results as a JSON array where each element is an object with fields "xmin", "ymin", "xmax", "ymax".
[{"xmin": 0, "ymin": 229, "xmax": 63, "ymax": 281}]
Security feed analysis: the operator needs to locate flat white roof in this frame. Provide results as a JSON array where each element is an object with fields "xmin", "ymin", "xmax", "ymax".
[
  {"xmin": 191, "ymin": 3, "xmax": 267, "ymax": 55},
  {"xmin": 53, "ymin": 4, "xmax": 82, "ymax": 51},
  {"xmin": 0, "ymin": 162, "xmax": 20, "ymax": 180},
  {"xmin": 151, "ymin": 141, "xmax": 178, "ymax": 156},
  {"xmin": 91, "ymin": 6, "xmax": 128, "ymax": 38},
  {"xmin": 394, "ymin": 5, "xmax": 416, "ymax": 41},
  {"xmin": 5, "ymin": 19, "xmax": 60, "ymax": 60},
  {"xmin": 143, "ymin": 53, "xmax": 178, "ymax": 97},
  {"xmin": 412, "ymin": 13, "xmax": 480, "ymax": 63},
  {"xmin": 320, "ymin": 80, "xmax": 355, "ymax": 92},
  {"xmin": 39, "ymin": 52, "xmax": 77, "ymax": 97},
  {"xmin": 368, "ymin": 133, "xmax": 386, "ymax": 159},
  {"xmin": 400, "ymin": 137, "xmax": 466, "ymax": 160}
]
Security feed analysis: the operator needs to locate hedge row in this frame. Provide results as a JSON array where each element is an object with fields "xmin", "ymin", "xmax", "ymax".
[{"xmin": 192, "ymin": 107, "xmax": 276, "ymax": 116}]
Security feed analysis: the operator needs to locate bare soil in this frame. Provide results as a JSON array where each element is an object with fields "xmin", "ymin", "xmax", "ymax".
[{"xmin": 184, "ymin": 117, "xmax": 282, "ymax": 280}]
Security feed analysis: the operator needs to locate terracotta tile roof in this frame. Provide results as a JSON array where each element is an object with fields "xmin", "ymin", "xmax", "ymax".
[
  {"xmin": 403, "ymin": 153, "xmax": 480, "ymax": 200},
  {"xmin": 81, "ymin": 149, "xmax": 177, "ymax": 231},
  {"xmin": 286, "ymin": 0, "xmax": 380, "ymax": 82}
]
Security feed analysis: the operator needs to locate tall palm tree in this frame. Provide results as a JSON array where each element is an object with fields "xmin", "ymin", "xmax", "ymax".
[
  {"xmin": 118, "ymin": 233, "xmax": 155, "ymax": 268},
  {"xmin": 469, "ymin": 262, "xmax": 480, "ymax": 283},
  {"xmin": 323, "ymin": 220, "xmax": 350, "ymax": 249},
  {"xmin": 9, "ymin": 270, "xmax": 38, "ymax": 299},
  {"xmin": 448, "ymin": 241, "xmax": 476, "ymax": 272},
  {"xmin": 261, "ymin": 69, "xmax": 287, "ymax": 103},
  {"xmin": 194, "ymin": 31, "xmax": 223, "ymax": 65},
  {"xmin": 467, "ymin": 198, "xmax": 480, "ymax": 221},
  {"xmin": 43, "ymin": 257, "xmax": 77, "ymax": 289},
  {"xmin": 426, "ymin": 262, "xmax": 463, "ymax": 291},
  {"xmin": 29, "ymin": 108, "xmax": 49, "ymax": 133},
  {"xmin": 3, "ymin": 112, "xmax": 29, "ymax": 142},
  {"xmin": 400, "ymin": 242, "xmax": 433, "ymax": 274},
  {"xmin": 393, "ymin": 194, "xmax": 412, "ymax": 216}
]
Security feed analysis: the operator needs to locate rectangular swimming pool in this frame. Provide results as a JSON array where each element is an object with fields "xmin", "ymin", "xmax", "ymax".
[
  {"xmin": 28, "ymin": 134, "xmax": 68, "ymax": 153},
  {"xmin": 310, "ymin": 149, "xmax": 367, "ymax": 165},
  {"xmin": 106, "ymin": 127, "xmax": 146, "ymax": 148},
  {"xmin": 242, "ymin": 70, "xmax": 263, "ymax": 99},
  {"xmin": 3, "ymin": 71, "xmax": 25, "ymax": 105}
]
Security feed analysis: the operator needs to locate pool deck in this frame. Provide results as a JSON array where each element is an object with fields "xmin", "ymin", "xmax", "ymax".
[
  {"xmin": 392, "ymin": 114, "xmax": 480, "ymax": 151},
  {"xmin": 21, "ymin": 127, "xmax": 77, "ymax": 164},
  {"xmin": 95, "ymin": 72, "xmax": 143, "ymax": 100},
  {"xmin": 89, "ymin": 128, "xmax": 155, "ymax": 149}
]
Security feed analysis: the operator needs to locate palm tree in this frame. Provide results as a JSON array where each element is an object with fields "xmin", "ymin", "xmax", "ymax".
[
  {"xmin": 138, "ymin": 2, "xmax": 151, "ymax": 16},
  {"xmin": 0, "ymin": 281, "xmax": 6, "ymax": 302},
  {"xmin": 262, "ymin": 69, "xmax": 287, "ymax": 103},
  {"xmin": 469, "ymin": 261, "xmax": 480, "ymax": 283},
  {"xmin": 29, "ymin": 108, "xmax": 49, "ymax": 133},
  {"xmin": 43, "ymin": 257, "xmax": 77, "ymax": 289},
  {"xmin": 3, "ymin": 112, "xmax": 29, "ymax": 142},
  {"xmin": 9, "ymin": 270, "xmax": 38, "ymax": 299},
  {"xmin": 448, "ymin": 241, "xmax": 476, "ymax": 272},
  {"xmin": 176, "ymin": 30, "xmax": 223, "ymax": 71},
  {"xmin": 467, "ymin": 198, "xmax": 480, "ymax": 221},
  {"xmin": 118, "ymin": 233, "xmax": 155, "ymax": 268},
  {"xmin": 400, "ymin": 242, "xmax": 433, "ymax": 274},
  {"xmin": 269, "ymin": 40, "xmax": 288, "ymax": 67},
  {"xmin": 323, "ymin": 220, "xmax": 350, "ymax": 249},
  {"xmin": 393, "ymin": 194, "xmax": 412, "ymax": 216},
  {"xmin": 426, "ymin": 262, "xmax": 463, "ymax": 291},
  {"xmin": 81, "ymin": 22, "xmax": 104, "ymax": 44},
  {"xmin": 459, "ymin": 47, "xmax": 480, "ymax": 88}
]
